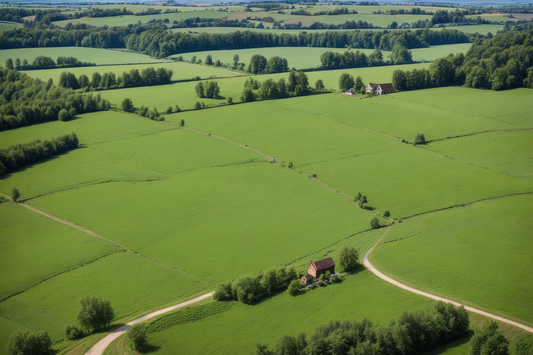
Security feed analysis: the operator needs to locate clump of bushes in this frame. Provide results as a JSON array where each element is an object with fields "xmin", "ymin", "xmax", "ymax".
[
  {"xmin": 65, "ymin": 325, "xmax": 83, "ymax": 340},
  {"xmin": 214, "ymin": 266, "xmax": 299, "ymax": 304}
]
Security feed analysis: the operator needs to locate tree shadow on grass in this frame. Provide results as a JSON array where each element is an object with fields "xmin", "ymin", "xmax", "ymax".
[{"xmin": 141, "ymin": 343, "xmax": 162, "ymax": 354}]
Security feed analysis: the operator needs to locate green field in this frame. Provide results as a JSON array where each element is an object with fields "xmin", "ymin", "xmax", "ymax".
[
  {"xmin": 22, "ymin": 61, "xmax": 243, "ymax": 85},
  {"xmin": 0, "ymin": 202, "xmax": 118, "ymax": 302},
  {"xmin": 144, "ymin": 270, "xmax": 438, "ymax": 355},
  {"xmin": 433, "ymin": 24, "xmax": 504, "ymax": 35},
  {"xmin": 0, "ymin": 21, "xmax": 22, "ymax": 30},
  {"xmin": 0, "ymin": 47, "xmax": 166, "ymax": 67},
  {"xmin": 281, "ymin": 13, "xmax": 432, "ymax": 28},
  {"xmin": 98, "ymin": 63, "xmax": 431, "ymax": 111},
  {"xmin": 370, "ymin": 194, "xmax": 533, "ymax": 326},
  {"xmin": 428, "ymin": 130, "xmax": 533, "ymax": 179},
  {"xmin": 52, "ymin": 10, "xmax": 230, "ymax": 27}
]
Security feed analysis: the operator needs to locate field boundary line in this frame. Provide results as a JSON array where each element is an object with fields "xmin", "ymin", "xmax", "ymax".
[
  {"xmin": 364, "ymin": 226, "xmax": 533, "ymax": 334},
  {"xmin": 0, "ymin": 251, "xmax": 119, "ymax": 304},
  {"xmin": 85, "ymin": 292, "xmax": 214, "ymax": 355},
  {"xmin": 427, "ymin": 127, "xmax": 533, "ymax": 143}
]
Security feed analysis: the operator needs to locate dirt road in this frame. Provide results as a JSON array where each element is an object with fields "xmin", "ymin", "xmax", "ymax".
[
  {"xmin": 85, "ymin": 292, "xmax": 214, "ymax": 355},
  {"xmin": 364, "ymin": 226, "xmax": 533, "ymax": 333}
]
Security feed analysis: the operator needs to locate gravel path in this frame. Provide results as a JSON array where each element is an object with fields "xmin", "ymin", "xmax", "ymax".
[{"xmin": 364, "ymin": 226, "xmax": 533, "ymax": 333}]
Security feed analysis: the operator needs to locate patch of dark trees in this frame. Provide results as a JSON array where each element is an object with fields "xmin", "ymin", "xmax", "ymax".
[
  {"xmin": 5, "ymin": 56, "xmax": 95, "ymax": 71},
  {"xmin": 213, "ymin": 266, "xmax": 299, "ymax": 304},
  {"xmin": 248, "ymin": 55, "xmax": 288, "ymax": 74},
  {"xmin": 0, "ymin": 8, "xmax": 55, "ymax": 23},
  {"xmin": 374, "ymin": 8, "xmax": 433, "ymax": 15},
  {"xmin": 241, "ymin": 70, "xmax": 317, "ymax": 102},
  {"xmin": 256, "ymin": 301, "xmax": 470, "ymax": 355},
  {"xmin": 289, "ymin": 7, "xmax": 357, "ymax": 16},
  {"xmin": 0, "ymin": 21, "xmax": 474, "ymax": 58},
  {"xmin": 0, "ymin": 67, "xmax": 110, "ymax": 131},
  {"xmin": 392, "ymin": 29, "xmax": 533, "ymax": 92},
  {"xmin": 57, "ymin": 67, "xmax": 173, "ymax": 90},
  {"xmin": 0, "ymin": 133, "xmax": 79, "ymax": 177},
  {"xmin": 279, "ymin": 19, "xmax": 375, "ymax": 30}
]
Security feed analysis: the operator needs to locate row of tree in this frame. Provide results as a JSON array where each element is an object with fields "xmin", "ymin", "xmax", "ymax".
[
  {"xmin": 195, "ymin": 80, "xmax": 220, "ymax": 99},
  {"xmin": 0, "ymin": 67, "xmax": 110, "ymax": 131},
  {"xmin": 0, "ymin": 133, "xmax": 79, "ymax": 177},
  {"xmin": 5, "ymin": 56, "xmax": 95, "ymax": 71},
  {"xmin": 248, "ymin": 55, "xmax": 289, "ymax": 74},
  {"xmin": 0, "ymin": 23, "xmax": 473, "ymax": 57},
  {"xmin": 214, "ymin": 266, "xmax": 299, "ymax": 304},
  {"xmin": 320, "ymin": 49, "xmax": 390, "ymax": 70},
  {"xmin": 241, "ymin": 70, "xmax": 316, "ymax": 102},
  {"xmin": 57, "ymin": 67, "xmax": 174, "ymax": 90},
  {"xmin": 392, "ymin": 29, "xmax": 533, "ymax": 91},
  {"xmin": 257, "ymin": 301, "xmax": 470, "ymax": 355}
]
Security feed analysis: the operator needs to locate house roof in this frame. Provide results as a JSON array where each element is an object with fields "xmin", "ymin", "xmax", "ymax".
[
  {"xmin": 301, "ymin": 274, "xmax": 314, "ymax": 281},
  {"xmin": 378, "ymin": 83, "xmax": 395, "ymax": 92},
  {"xmin": 310, "ymin": 257, "xmax": 335, "ymax": 271}
]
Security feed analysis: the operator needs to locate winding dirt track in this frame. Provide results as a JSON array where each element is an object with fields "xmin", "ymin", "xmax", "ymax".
[
  {"xmin": 364, "ymin": 226, "xmax": 533, "ymax": 334},
  {"xmin": 85, "ymin": 292, "xmax": 214, "ymax": 355}
]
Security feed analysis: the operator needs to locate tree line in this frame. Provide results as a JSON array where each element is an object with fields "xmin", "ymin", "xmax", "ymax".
[
  {"xmin": 241, "ymin": 70, "xmax": 318, "ymax": 102},
  {"xmin": 213, "ymin": 265, "xmax": 299, "ymax": 304},
  {"xmin": 5, "ymin": 56, "xmax": 94, "ymax": 71},
  {"xmin": 279, "ymin": 19, "xmax": 375, "ymax": 30},
  {"xmin": 256, "ymin": 301, "xmax": 470, "ymax": 355},
  {"xmin": 248, "ymin": 55, "xmax": 289, "ymax": 74},
  {"xmin": 0, "ymin": 22, "xmax": 473, "ymax": 57},
  {"xmin": 290, "ymin": 7, "xmax": 358, "ymax": 16},
  {"xmin": 392, "ymin": 29, "xmax": 533, "ymax": 92},
  {"xmin": 57, "ymin": 67, "xmax": 173, "ymax": 90},
  {"xmin": 0, "ymin": 133, "xmax": 79, "ymax": 177},
  {"xmin": 0, "ymin": 67, "xmax": 110, "ymax": 131}
]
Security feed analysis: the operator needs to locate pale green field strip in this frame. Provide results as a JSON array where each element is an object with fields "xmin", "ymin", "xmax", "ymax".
[
  {"xmin": 370, "ymin": 194, "xmax": 533, "ymax": 326},
  {"xmin": 434, "ymin": 24, "xmax": 504, "ymax": 35},
  {"xmin": 145, "ymin": 271, "xmax": 437, "ymax": 354},
  {"xmin": 281, "ymin": 13, "xmax": 433, "ymax": 28},
  {"xmin": 23, "ymin": 61, "xmax": 243, "ymax": 85},
  {"xmin": 294, "ymin": 4, "xmax": 458, "ymax": 14},
  {"xmin": 0, "ymin": 252, "xmax": 213, "ymax": 342},
  {"xmin": 427, "ymin": 130, "xmax": 533, "ymax": 179},
  {"xmin": 466, "ymin": 14, "xmax": 520, "ymax": 22},
  {"xmin": 88, "ymin": 4, "xmax": 247, "ymax": 13},
  {"xmin": 0, "ymin": 47, "xmax": 166, "ymax": 67},
  {"xmin": 98, "ymin": 63, "xmax": 431, "ymax": 111},
  {"xmin": 409, "ymin": 43, "xmax": 472, "ymax": 62},
  {"xmin": 27, "ymin": 163, "xmax": 372, "ymax": 283},
  {"xmin": 0, "ymin": 21, "xmax": 22, "ymax": 30},
  {"xmin": 52, "ymin": 10, "xmax": 229, "ymax": 27},
  {"xmin": 0, "ymin": 202, "xmax": 118, "ymax": 302}
]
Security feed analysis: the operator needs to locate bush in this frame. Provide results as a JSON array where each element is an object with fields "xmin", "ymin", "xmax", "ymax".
[
  {"xmin": 414, "ymin": 133, "xmax": 426, "ymax": 145},
  {"xmin": 11, "ymin": 187, "xmax": 20, "ymax": 202},
  {"xmin": 121, "ymin": 98, "xmax": 134, "ymax": 113},
  {"xmin": 370, "ymin": 217, "xmax": 380, "ymax": 229},
  {"xmin": 166, "ymin": 106, "xmax": 173, "ymax": 114},
  {"xmin": 287, "ymin": 279, "xmax": 302, "ymax": 296},
  {"xmin": 66, "ymin": 325, "xmax": 83, "ymax": 340},
  {"xmin": 384, "ymin": 211, "xmax": 390, "ymax": 217},
  {"xmin": 127, "ymin": 323, "xmax": 148, "ymax": 352},
  {"xmin": 337, "ymin": 245, "xmax": 359, "ymax": 272},
  {"xmin": 76, "ymin": 296, "xmax": 114, "ymax": 333},
  {"xmin": 6, "ymin": 330, "xmax": 52, "ymax": 355},
  {"xmin": 58, "ymin": 108, "xmax": 72, "ymax": 121}
]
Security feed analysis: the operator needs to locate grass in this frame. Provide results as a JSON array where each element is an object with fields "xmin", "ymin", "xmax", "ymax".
[
  {"xmin": 0, "ymin": 252, "xmax": 213, "ymax": 343},
  {"xmin": 22, "ymin": 61, "xmax": 243, "ymax": 85},
  {"xmin": 371, "ymin": 194, "xmax": 533, "ymax": 326},
  {"xmin": 0, "ymin": 202, "xmax": 118, "ymax": 302},
  {"xmin": 27, "ymin": 162, "xmax": 372, "ymax": 283},
  {"xmin": 138, "ymin": 271, "xmax": 438, "ymax": 355},
  {"xmin": 52, "ymin": 10, "xmax": 229, "ymax": 27},
  {"xmin": 431, "ymin": 24, "xmax": 504, "ymax": 35},
  {"xmin": 0, "ymin": 47, "xmax": 165, "ymax": 67},
  {"xmin": 0, "ymin": 21, "xmax": 22, "ymax": 30},
  {"xmin": 98, "ymin": 63, "xmax": 431, "ymax": 111},
  {"xmin": 409, "ymin": 43, "xmax": 472, "ymax": 62},
  {"xmin": 282, "ymin": 13, "xmax": 432, "ymax": 28},
  {"xmin": 427, "ymin": 130, "xmax": 533, "ymax": 179}
]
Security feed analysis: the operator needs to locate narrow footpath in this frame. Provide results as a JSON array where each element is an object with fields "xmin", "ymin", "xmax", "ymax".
[{"xmin": 364, "ymin": 226, "xmax": 533, "ymax": 334}]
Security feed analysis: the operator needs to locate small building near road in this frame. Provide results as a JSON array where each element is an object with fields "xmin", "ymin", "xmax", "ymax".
[
  {"xmin": 301, "ymin": 273, "xmax": 314, "ymax": 284},
  {"xmin": 366, "ymin": 83, "xmax": 395, "ymax": 95},
  {"xmin": 308, "ymin": 257, "xmax": 336, "ymax": 278}
]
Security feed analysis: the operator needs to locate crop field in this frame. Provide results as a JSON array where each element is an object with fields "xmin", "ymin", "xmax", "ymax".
[
  {"xmin": 52, "ymin": 10, "xmax": 230, "ymax": 27},
  {"xmin": 282, "ymin": 13, "xmax": 432, "ymax": 28},
  {"xmin": 0, "ymin": 47, "xmax": 166, "ymax": 67},
  {"xmin": 142, "ymin": 271, "xmax": 438, "ymax": 355},
  {"xmin": 0, "ymin": 252, "xmax": 212, "ymax": 342},
  {"xmin": 370, "ymin": 194, "xmax": 533, "ymax": 326},
  {"xmin": 409, "ymin": 43, "xmax": 472, "ymax": 62},
  {"xmin": 98, "ymin": 63, "xmax": 431, "ymax": 111},
  {"xmin": 434, "ymin": 24, "xmax": 504, "ymax": 35},
  {"xmin": 467, "ymin": 14, "xmax": 520, "ymax": 22},
  {"xmin": 22, "ymin": 61, "xmax": 243, "ymax": 85},
  {"xmin": 0, "ymin": 202, "xmax": 118, "ymax": 302},
  {"xmin": 88, "ymin": 4, "xmax": 248, "ymax": 13},
  {"xmin": 296, "ymin": 4, "xmax": 458, "ymax": 14},
  {"xmin": 27, "ymin": 162, "xmax": 372, "ymax": 283},
  {"xmin": 428, "ymin": 130, "xmax": 533, "ymax": 179}
]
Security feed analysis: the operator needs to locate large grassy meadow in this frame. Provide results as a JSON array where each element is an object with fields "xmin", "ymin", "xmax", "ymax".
[
  {"xmin": 0, "ymin": 47, "xmax": 166, "ymax": 67},
  {"xmin": 370, "ymin": 194, "xmax": 533, "ymax": 326}
]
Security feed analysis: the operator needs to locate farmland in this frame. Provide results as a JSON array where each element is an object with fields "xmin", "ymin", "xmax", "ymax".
[
  {"xmin": 0, "ymin": 47, "xmax": 167, "ymax": 67},
  {"xmin": 370, "ymin": 194, "xmax": 533, "ymax": 326},
  {"xmin": 1, "ymin": 5, "xmax": 532, "ymax": 355}
]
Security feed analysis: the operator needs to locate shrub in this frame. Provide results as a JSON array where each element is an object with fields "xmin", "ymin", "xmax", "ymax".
[
  {"xmin": 287, "ymin": 279, "xmax": 302, "ymax": 296},
  {"xmin": 166, "ymin": 106, "xmax": 173, "ymax": 114},
  {"xmin": 6, "ymin": 330, "xmax": 52, "ymax": 355},
  {"xmin": 66, "ymin": 325, "xmax": 83, "ymax": 340},
  {"xmin": 384, "ymin": 211, "xmax": 390, "ymax": 217},
  {"xmin": 11, "ymin": 187, "xmax": 20, "ymax": 202},
  {"xmin": 337, "ymin": 245, "xmax": 359, "ymax": 272},
  {"xmin": 127, "ymin": 323, "xmax": 148, "ymax": 352},
  {"xmin": 58, "ymin": 108, "xmax": 72, "ymax": 121},
  {"xmin": 370, "ymin": 217, "xmax": 380, "ymax": 229}
]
